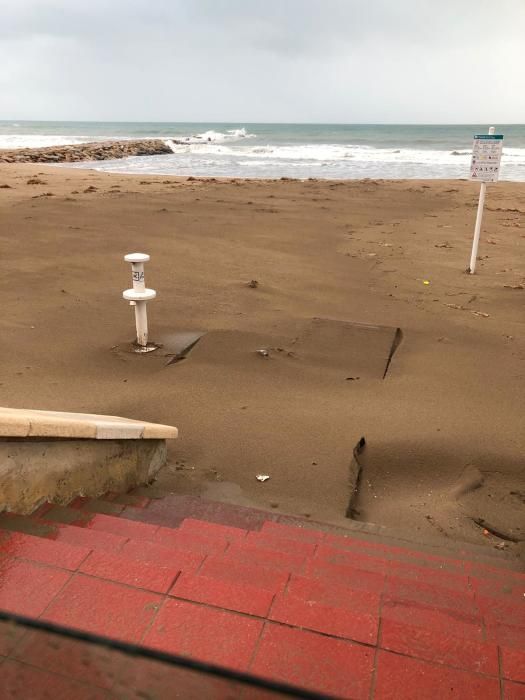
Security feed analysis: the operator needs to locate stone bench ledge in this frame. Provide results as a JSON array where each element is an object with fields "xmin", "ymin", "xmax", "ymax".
[{"xmin": 0, "ymin": 407, "xmax": 178, "ymax": 440}]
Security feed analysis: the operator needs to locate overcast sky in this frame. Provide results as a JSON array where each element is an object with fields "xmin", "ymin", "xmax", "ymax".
[{"xmin": 2, "ymin": 0, "xmax": 524, "ymax": 123}]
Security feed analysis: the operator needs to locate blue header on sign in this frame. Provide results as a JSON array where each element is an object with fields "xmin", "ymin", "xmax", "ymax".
[{"xmin": 474, "ymin": 134, "xmax": 504, "ymax": 140}]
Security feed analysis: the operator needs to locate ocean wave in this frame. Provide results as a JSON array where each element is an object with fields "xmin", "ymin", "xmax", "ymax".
[
  {"xmin": 163, "ymin": 140, "xmax": 525, "ymax": 167},
  {"xmin": 165, "ymin": 128, "xmax": 255, "ymax": 150}
]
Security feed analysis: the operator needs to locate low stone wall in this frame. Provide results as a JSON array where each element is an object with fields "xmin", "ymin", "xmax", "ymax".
[
  {"xmin": 0, "ymin": 139, "xmax": 176, "ymax": 164},
  {"xmin": 0, "ymin": 438, "xmax": 167, "ymax": 514}
]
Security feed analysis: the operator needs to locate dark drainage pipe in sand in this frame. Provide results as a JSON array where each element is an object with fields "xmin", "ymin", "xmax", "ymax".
[{"xmin": 346, "ymin": 436, "xmax": 366, "ymax": 519}]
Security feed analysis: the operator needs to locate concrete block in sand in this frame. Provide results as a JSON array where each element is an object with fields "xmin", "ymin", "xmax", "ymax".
[{"xmin": 0, "ymin": 407, "xmax": 178, "ymax": 514}]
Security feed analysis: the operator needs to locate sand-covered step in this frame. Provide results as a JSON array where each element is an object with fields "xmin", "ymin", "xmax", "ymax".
[{"xmin": 122, "ymin": 493, "xmax": 280, "ymax": 530}]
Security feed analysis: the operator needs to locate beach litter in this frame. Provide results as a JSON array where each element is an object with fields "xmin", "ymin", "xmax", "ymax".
[
  {"xmin": 257, "ymin": 349, "xmax": 269, "ymax": 358},
  {"xmin": 256, "ymin": 474, "xmax": 270, "ymax": 482}
]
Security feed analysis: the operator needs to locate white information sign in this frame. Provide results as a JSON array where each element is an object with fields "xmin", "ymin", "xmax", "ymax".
[{"xmin": 470, "ymin": 134, "xmax": 503, "ymax": 182}]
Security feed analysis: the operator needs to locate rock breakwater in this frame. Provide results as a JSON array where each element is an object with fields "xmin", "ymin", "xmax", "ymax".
[{"xmin": 0, "ymin": 139, "xmax": 174, "ymax": 164}]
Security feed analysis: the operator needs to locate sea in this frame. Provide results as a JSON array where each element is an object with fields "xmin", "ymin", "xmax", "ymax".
[{"xmin": 1, "ymin": 121, "xmax": 524, "ymax": 181}]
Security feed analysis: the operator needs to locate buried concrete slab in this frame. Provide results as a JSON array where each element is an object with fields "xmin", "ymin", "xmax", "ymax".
[
  {"xmin": 0, "ymin": 407, "xmax": 178, "ymax": 514},
  {"xmin": 291, "ymin": 318, "xmax": 402, "ymax": 379}
]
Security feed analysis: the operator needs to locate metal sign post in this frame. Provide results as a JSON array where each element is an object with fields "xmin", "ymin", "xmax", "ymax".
[{"xmin": 468, "ymin": 127, "xmax": 503, "ymax": 274}]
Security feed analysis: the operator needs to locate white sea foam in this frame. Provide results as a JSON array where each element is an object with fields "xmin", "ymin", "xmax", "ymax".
[
  {"xmin": 163, "ymin": 139, "xmax": 525, "ymax": 169},
  {"xmin": 165, "ymin": 128, "xmax": 255, "ymax": 150},
  {"xmin": 0, "ymin": 134, "xmax": 95, "ymax": 149}
]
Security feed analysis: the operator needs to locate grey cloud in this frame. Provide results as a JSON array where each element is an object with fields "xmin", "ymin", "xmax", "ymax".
[{"xmin": 1, "ymin": 0, "xmax": 524, "ymax": 122}]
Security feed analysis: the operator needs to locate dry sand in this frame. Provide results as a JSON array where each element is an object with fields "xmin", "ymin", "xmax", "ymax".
[{"xmin": 0, "ymin": 164, "xmax": 524, "ymax": 558}]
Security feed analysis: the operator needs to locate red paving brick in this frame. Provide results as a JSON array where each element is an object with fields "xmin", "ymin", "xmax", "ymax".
[
  {"xmin": 384, "ymin": 575, "xmax": 479, "ymax": 616},
  {"xmin": 287, "ymin": 573, "xmax": 381, "ymax": 613},
  {"xmin": 200, "ymin": 556, "xmax": 290, "ymax": 593},
  {"xmin": 471, "ymin": 576, "xmax": 525, "ymax": 600},
  {"xmin": 388, "ymin": 560, "xmax": 469, "ymax": 592},
  {"xmin": 50, "ymin": 524, "xmax": 127, "ymax": 554},
  {"xmin": 83, "ymin": 513, "xmax": 159, "ymax": 540},
  {"xmin": 153, "ymin": 528, "xmax": 230, "ymax": 555},
  {"xmin": 381, "ymin": 600, "xmax": 484, "ymax": 641},
  {"xmin": 269, "ymin": 593, "xmax": 378, "ymax": 645},
  {"xmin": 0, "ymin": 559, "xmax": 71, "ymax": 617},
  {"xmin": 171, "ymin": 572, "xmax": 274, "ymax": 617},
  {"xmin": 504, "ymin": 681, "xmax": 525, "ymax": 700},
  {"xmin": 501, "ymin": 647, "xmax": 525, "ymax": 684},
  {"xmin": 79, "ymin": 550, "xmax": 180, "ymax": 594},
  {"xmin": 12, "ymin": 629, "xmax": 117, "ymax": 689},
  {"xmin": 245, "ymin": 532, "xmax": 318, "ymax": 557},
  {"xmin": 252, "ymin": 623, "xmax": 374, "ymax": 699},
  {"xmin": 42, "ymin": 575, "xmax": 162, "ymax": 643},
  {"xmin": 303, "ymin": 558, "xmax": 386, "ymax": 594},
  {"xmin": 380, "ymin": 618, "xmax": 499, "ymax": 676},
  {"xmin": 260, "ymin": 520, "xmax": 327, "ymax": 543},
  {"xmin": 315, "ymin": 543, "xmax": 389, "ymax": 573},
  {"xmin": 485, "ymin": 621, "xmax": 525, "ymax": 649},
  {"xmin": 0, "ymin": 658, "xmax": 108, "ymax": 700},
  {"xmin": 143, "ymin": 599, "xmax": 263, "ymax": 671},
  {"xmin": 178, "ymin": 518, "xmax": 248, "ymax": 541},
  {"xmin": 219, "ymin": 542, "xmax": 306, "ymax": 573},
  {"xmin": 111, "ymin": 655, "xmax": 241, "ymax": 700},
  {"xmin": 120, "ymin": 539, "xmax": 205, "ymax": 572},
  {"xmin": 479, "ymin": 597, "xmax": 525, "ymax": 628},
  {"xmin": 0, "ymin": 620, "xmax": 27, "ymax": 657},
  {"xmin": 0, "ymin": 532, "xmax": 90, "ymax": 571},
  {"xmin": 374, "ymin": 650, "xmax": 501, "ymax": 699}
]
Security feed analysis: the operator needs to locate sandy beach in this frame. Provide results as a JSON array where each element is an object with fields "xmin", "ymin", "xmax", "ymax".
[{"xmin": 1, "ymin": 163, "xmax": 524, "ymax": 558}]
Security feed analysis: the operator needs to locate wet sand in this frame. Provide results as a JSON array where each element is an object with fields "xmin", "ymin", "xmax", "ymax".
[{"xmin": 1, "ymin": 164, "xmax": 524, "ymax": 558}]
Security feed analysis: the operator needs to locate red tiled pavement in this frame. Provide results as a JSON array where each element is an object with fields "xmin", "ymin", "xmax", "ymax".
[
  {"xmin": 120, "ymin": 538, "xmax": 205, "ymax": 572},
  {"xmin": 387, "ymin": 560, "xmax": 469, "ymax": 592},
  {"xmin": 485, "ymin": 621, "xmax": 525, "ymax": 649},
  {"xmin": 49, "ymin": 524, "xmax": 127, "ymax": 554},
  {"xmin": 217, "ymin": 542, "xmax": 306, "ymax": 573},
  {"xmin": 269, "ymin": 593, "xmax": 378, "ymax": 644},
  {"xmin": 12, "ymin": 629, "xmax": 117, "ymax": 689},
  {"xmin": 245, "ymin": 531, "xmax": 318, "ymax": 557},
  {"xmin": 1, "ymin": 497, "xmax": 524, "ymax": 700},
  {"xmin": 171, "ymin": 572, "xmax": 274, "ymax": 617},
  {"xmin": 303, "ymin": 557, "xmax": 386, "ymax": 594},
  {"xmin": 0, "ymin": 532, "xmax": 90, "ymax": 571},
  {"xmin": 314, "ymin": 543, "xmax": 389, "ymax": 574},
  {"xmin": 252, "ymin": 623, "xmax": 375, "ymax": 699},
  {"xmin": 384, "ymin": 575, "xmax": 480, "ymax": 616},
  {"xmin": 380, "ymin": 618, "xmax": 499, "ymax": 676},
  {"xmin": 143, "ymin": 599, "xmax": 263, "ymax": 672},
  {"xmin": 0, "ymin": 658, "xmax": 108, "ymax": 700},
  {"xmin": 374, "ymin": 650, "xmax": 501, "ymax": 699},
  {"xmin": 501, "ymin": 647, "xmax": 525, "ymax": 684},
  {"xmin": 0, "ymin": 620, "xmax": 27, "ymax": 657},
  {"xmin": 286, "ymin": 573, "xmax": 381, "ymax": 613},
  {"xmin": 177, "ymin": 518, "xmax": 248, "ymax": 542},
  {"xmin": 42, "ymin": 575, "xmax": 162, "ymax": 643},
  {"xmin": 381, "ymin": 599, "xmax": 484, "ymax": 641},
  {"xmin": 200, "ymin": 555, "xmax": 290, "ymax": 593},
  {"xmin": 153, "ymin": 528, "xmax": 230, "ymax": 555},
  {"xmin": 83, "ymin": 513, "xmax": 159, "ymax": 540},
  {"xmin": 504, "ymin": 681, "xmax": 525, "ymax": 700},
  {"xmin": 79, "ymin": 549, "xmax": 180, "ymax": 594},
  {"xmin": 0, "ymin": 559, "xmax": 71, "ymax": 617}
]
